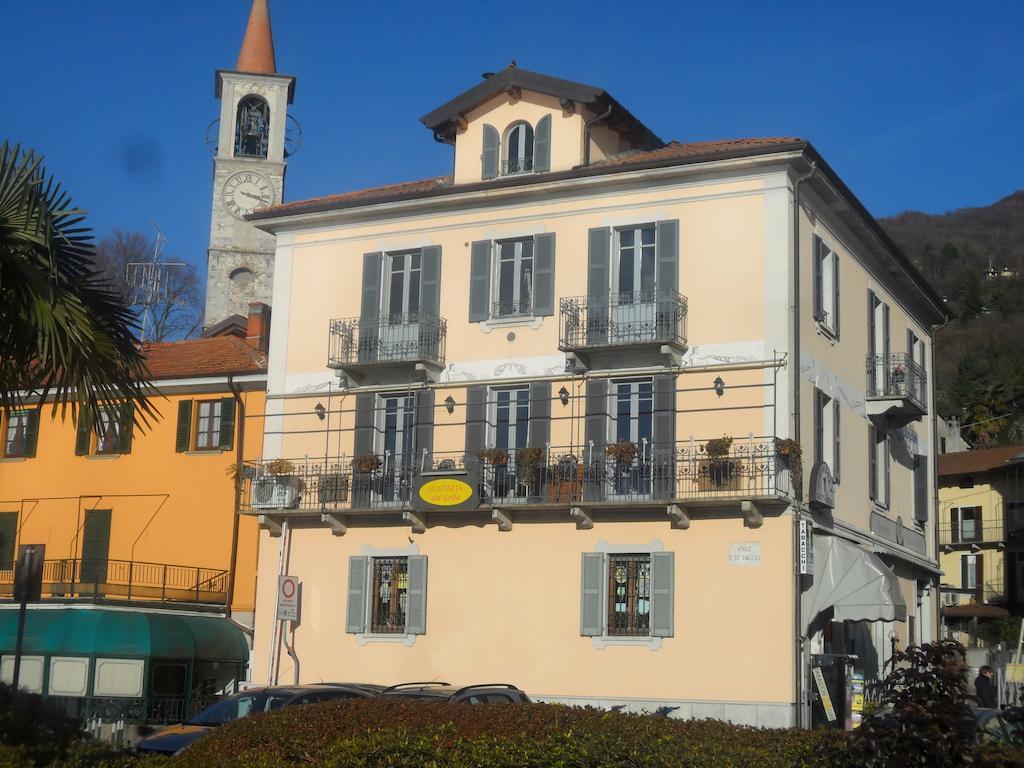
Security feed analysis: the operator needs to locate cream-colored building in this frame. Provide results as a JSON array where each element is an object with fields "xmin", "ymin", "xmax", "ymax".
[{"xmin": 241, "ymin": 66, "xmax": 945, "ymax": 727}]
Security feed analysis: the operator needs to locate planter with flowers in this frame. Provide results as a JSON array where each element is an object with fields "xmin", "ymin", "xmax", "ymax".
[{"xmin": 700, "ymin": 436, "xmax": 739, "ymax": 490}]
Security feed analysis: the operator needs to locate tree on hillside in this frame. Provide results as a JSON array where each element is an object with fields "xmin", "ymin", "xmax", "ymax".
[
  {"xmin": 93, "ymin": 229, "xmax": 203, "ymax": 341},
  {"xmin": 0, "ymin": 142, "xmax": 153, "ymax": 427}
]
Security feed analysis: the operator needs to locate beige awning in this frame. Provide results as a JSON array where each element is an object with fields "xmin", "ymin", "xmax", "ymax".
[{"xmin": 803, "ymin": 534, "xmax": 907, "ymax": 633}]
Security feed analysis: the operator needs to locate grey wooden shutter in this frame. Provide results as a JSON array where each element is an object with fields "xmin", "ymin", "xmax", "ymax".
[
  {"xmin": 469, "ymin": 241, "xmax": 492, "ymax": 322},
  {"xmin": 420, "ymin": 246, "xmax": 442, "ymax": 320},
  {"xmin": 533, "ymin": 115, "xmax": 551, "ymax": 172},
  {"xmin": 913, "ymin": 454, "xmax": 928, "ymax": 523},
  {"xmin": 465, "ymin": 385, "xmax": 488, "ymax": 457},
  {"xmin": 117, "ymin": 404, "xmax": 134, "ymax": 454},
  {"xmin": 650, "ymin": 551, "xmax": 675, "ymax": 637},
  {"xmin": 482, "ymin": 124, "xmax": 499, "ymax": 179},
  {"xmin": 415, "ymin": 390, "xmax": 435, "ymax": 469},
  {"xmin": 867, "ymin": 291, "xmax": 877, "ymax": 390},
  {"xmin": 975, "ymin": 507, "xmax": 983, "ymax": 542},
  {"xmin": 360, "ymin": 252, "xmax": 383, "ymax": 362},
  {"xmin": 882, "ymin": 432, "xmax": 891, "ymax": 505},
  {"xmin": 219, "ymin": 397, "xmax": 236, "ymax": 450},
  {"xmin": 656, "ymin": 220, "xmax": 679, "ymax": 295},
  {"xmin": 813, "ymin": 237, "xmax": 824, "ymax": 321},
  {"xmin": 532, "ymin": 233, "xmax": 555, "ymax": 317},
  {"xmin": 405, "ymin": 555, "xmax": 428, "ymax": 634},
  {"xmin": 833, "ymin": 399, "xmax": 841, "ymax": 482},
  {"xmin": 528, "ymin": 381, "xmax": 551, "ymax": 449},
  {"xmin": 23, "ymin": 411, "xmax": 39, "ymax": 459},
  {"xmin": 868, "ymin": 424, "xmax": 877, "ymax": 500},
  {"xmin": 813, "ymin": 390, "xmax": 824, "ymax": 466},
  {"xmin": 883, "ymin": 303, "xmax": 891, "ymax": 361},
  {"xmin": 353, "ymin": 394, "xmax": 376, "ymax": 507},
  {"xmin": 175, "ymin": 401, "xmax": 192, "ymax": 453},
  {"xmin": 75, "ymin": 413, "xmax": 91, "ymax": 456},
  {"xmin": 950, "ymin": 508, "xmax": 960, "ymax": 544},
  {"xmin": 583, "ymin": 379, "xmax": 608, "ymax": 501},
  {"xmin": 587, "ymin": 228, "xmax": 610, "ymax": 345},
  {"xmin": 833, "ymin": 253, "xmax": 840, "ymax": 336},
  {"xmin": 346, "ymin": 556, "xmax": 368, "ymax": 633},
  {"xmin": 652, "ymin": 374, "xmax": 676, "ymax": 499},
  {"xmin": 975, "ymin": 555, "xmax": 984, "ymax": 595},
  {"xmin": 580, "ymin": 552, "xmax": 604, "ymax": 636},
  {"xmin": 960, "ymin": 556, "xmax": 969, "ymax": 592}
]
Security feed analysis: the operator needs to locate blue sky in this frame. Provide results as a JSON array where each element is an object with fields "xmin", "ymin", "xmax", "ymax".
[{"xmin": 4, "ymin": 1, "xmax": 1023, "ymax": 276}]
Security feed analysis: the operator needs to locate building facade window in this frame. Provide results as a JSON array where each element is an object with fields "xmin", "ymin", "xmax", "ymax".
[
  {"xmin": 376, "ymin": 393, "xmax": 416, "ymax": 505},
  {"xmin": 868, "ymin": 424, "xmax": 890, "ymax": 507},
  {"xmin": 614, "ymin": 226, "xmax": 657, "ymax": 302},
  {"xmin": 813, "ymin": 389, "xmax": 841, "ymax": 482},
  {"xmin": 385, "ymin": 251, "xmax": 422, "ymax": 321},
  {"xmin": 491, "ymin": 387, "xmax": 530, "ymax": 451},
  {"xmin": 580, "ymin": 550, "xmax": 674, "ymax": 643},
  {"xmin": 607, "ymin": 553, "xmax": 651, "ymax": 637},
  {"xmin": 346, "ymin": 553, "xmax": 428, "ymax": 639},
  {"xmin": 195, "ymin": 401, "xmax": 223, "ymax": 450},
  {"xmin": 868, "ymin": 290, "xmax": 891, "ymax": 395},
  {"xmin": 370, "ymin": 556, "xmax": 408, "ymax": 634},
  {"xmin": 608, "ymin": 378, "xmax": 653, "ymax": 497},
  {"xmin": 950, "ymin": 506, "xmax": 982, "ymax": 543},
  {"xmin": 493, "ymin": 239, "xmax": 534, "ymax": 317},
  {"xmin": 3, "ymin": 410, "xmax": 38, "ymax": 459},
  {"xmin": 175, "ymin": 398, "xmax": 236, "ymax": 453},
  {"xmin": 503, "ymin": 122, "xmax": 534, "ymax": 175},
  {"xmin": 813, "ymin": 236, "xmax": 840, "ymax": 336},
  {"xmin": 962, "ymin": 553, "xmax": 981, "ymax": 592}
]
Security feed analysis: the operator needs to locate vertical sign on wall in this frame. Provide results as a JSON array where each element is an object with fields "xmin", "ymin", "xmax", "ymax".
[
  {"xmin": 277, "ymin": 575, "xmax": 300, "ymax": 623},
  {"xmin": 798, "ymin": 519, "xmax": 814, "ymax": 576}
]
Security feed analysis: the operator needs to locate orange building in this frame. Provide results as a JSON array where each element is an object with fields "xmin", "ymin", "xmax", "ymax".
[{"xmin": 0, "ymin": 304, "xmax": 269, "ymax": 727}]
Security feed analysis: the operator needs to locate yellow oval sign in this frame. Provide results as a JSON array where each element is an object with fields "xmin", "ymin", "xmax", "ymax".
[{"xmin": 418, "ymin": 478, "xmax": 474, "ymax": 507}]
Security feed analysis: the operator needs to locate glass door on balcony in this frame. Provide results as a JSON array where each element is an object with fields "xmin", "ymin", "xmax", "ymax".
[
  {"xmin": 490, "ymin": 387, "xmax": 530, "ymax": 499},
  {"xmin": 383, "ymin": 251, "xmax": 422, "ymax": 361},
  {"xmin": 495, "ymin": 240, "xmax": 534, "ymax": 317},
  {"xmin": 612, "ymin": 226, "xmax": 656, "ymax": 343},
  {"xmin": 608, "ymin": 379, "xmax": 653, "ymax": 497},
  {"xmin": 377, "ymin": 394, "xmax": 415, "ymax": 505}
]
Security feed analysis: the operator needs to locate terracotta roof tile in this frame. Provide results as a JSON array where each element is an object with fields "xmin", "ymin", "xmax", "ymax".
[
  {"xmin": 141, "ymin": 337, "xmax": 267, "ymax": 381},
  {"xmin": 255, "ymin": 137, "xmax": 804, "ymax": 217},
  {"xmin": 938, "ymin": 445, "xmax": 1024, "ymax": 477}
]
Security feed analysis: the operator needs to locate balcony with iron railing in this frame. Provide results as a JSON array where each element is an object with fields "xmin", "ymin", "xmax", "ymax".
[
  {"xmin": 559, "ymin": 290, "xmax": 688, "ymax": 358},
  {"xmin": 0, "ymin": 558, "xmax": 229, "ymax": 606},
  {"xmin": 327, "ymin": 312, "xmax": 447, "ymax": 382},
  {"xmin": 491, "ymin": 298, "xmax": 533, "ymax": 320},
  {"xmin": 939, "ymin": 523, "xmax": 1017, "ymax": 548},
  {"xmin": 502, "ymin": 157, "xmax": 534, "ymax": 175},
  {"xmin": 239, "ymin": 437, "xmax": 792, "ymax": 521},
  {"xmin": 865, "ymin": 352, "xmax": 927, "ymax": 420}
]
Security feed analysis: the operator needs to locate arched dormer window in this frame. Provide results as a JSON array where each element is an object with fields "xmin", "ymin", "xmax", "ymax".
[
  {"xmin": 503, "ymin": 122, "xmax": 534, "ymax": 175},
  {"xmin": 234, "ymin": 96, "xmax": 270, "ymax": 158}
]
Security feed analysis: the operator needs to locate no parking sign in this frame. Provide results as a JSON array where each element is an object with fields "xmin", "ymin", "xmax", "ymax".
[{"xmin": 277, "ymin": 575, "xmax": 300, "ymax": 622}]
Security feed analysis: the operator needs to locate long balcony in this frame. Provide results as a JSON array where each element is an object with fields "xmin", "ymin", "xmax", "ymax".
[
  {"xmin": 240, "ymin": 437, "xmax": 791, "ymax": 527},
  {"xmin": 559, "ymin": 290, "xmax": 688, "ymax": 363},
  {"xmin": 327, "ymin": 312, "xmax": 447, "ymax": 383},
  {"xmin": 0, "ymin": 559, "xmax": 229, "ymax": 606},
  {"xmin": 939, "ymin": 523, "xmax": 1010, "ymax": 549},
  {"xmin": 865, "ymin": 352, "xmax": 927, "ymax": 421}
]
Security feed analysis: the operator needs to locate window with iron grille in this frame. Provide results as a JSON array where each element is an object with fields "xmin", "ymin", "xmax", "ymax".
[
  {"xmin": 370, "ymin": 557, "xmax": 408, "ymax": 633},
  {"xmin": 606, "ymin": 553, "xmax": 651, "ymax": 636},
  {"xmin": 194, "ymin": 400, "xmax": 223, "ymax": 450}
]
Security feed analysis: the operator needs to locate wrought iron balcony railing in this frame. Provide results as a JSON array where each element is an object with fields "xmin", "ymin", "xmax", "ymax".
[
  {"xmin": 491, "ymin": 298, "xmax": 533, "ymax": 319},
  {"xmin": 939, "ymin": 524, "xmax": 1008, "ymax": 547},
  {"xmin": 559, "ymin": 290, "xmax": 688, "ymax": 352},
  {"xmin": 49, "ymin": 694, "xmax": 221, "ymax": 726},
  {"xmin": 502, "ymin": 157, "xmax": 534, "ymax": 175},
  {"xmin": 239, "ymin": 437, "xmax": 791, "ymax": 515},
  {"xmin": 866, "ymin": 352, "xmax": 927, "ymax": 413},
  {"xmin": 328, "ymin": 312, "xmax": 446, "ymax": 370},
  {"xmin": 0, "ymin": 558, "xmax": 229, "ymax": 606}
]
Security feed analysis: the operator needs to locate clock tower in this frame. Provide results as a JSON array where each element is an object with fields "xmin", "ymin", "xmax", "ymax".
[{"xmin": 204, "ymin": 0, "xmax": 295, "ymax": 328}]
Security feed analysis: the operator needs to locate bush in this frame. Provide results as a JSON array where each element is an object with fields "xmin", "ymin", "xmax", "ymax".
[{"xmin": 174, "ymin": 698, "xmax": 844, "ymax": 768}]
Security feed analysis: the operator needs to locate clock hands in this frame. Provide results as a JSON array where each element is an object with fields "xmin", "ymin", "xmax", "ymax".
[{"xmin": 235, "ymin": 189, "xmax": 267, "ymax": 205}]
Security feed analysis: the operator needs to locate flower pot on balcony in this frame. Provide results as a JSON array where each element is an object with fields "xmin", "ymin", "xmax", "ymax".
[
  {"xmin": 547, "ymin": 456, "xmax": 582, "ymax": 503},
  {"xmin": 698, "ymin": 459, "xmax": 742, "ymax": 491}
]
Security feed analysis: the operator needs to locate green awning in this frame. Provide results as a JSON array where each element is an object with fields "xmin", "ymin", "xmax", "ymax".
[{"xmin": 0, "ymin": 607, "xmax": 248, "ymax": 662}]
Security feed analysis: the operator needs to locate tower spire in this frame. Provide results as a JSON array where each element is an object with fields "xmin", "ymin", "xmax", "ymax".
[{"xmin": 236, "ymin": 0, "xmax": 276, "ymax": 74}]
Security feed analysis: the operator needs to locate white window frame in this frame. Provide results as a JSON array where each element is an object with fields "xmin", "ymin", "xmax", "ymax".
[
  {"xmin": 194, "ymin": 400, "xmax": 223, "ymax": 451},
  {"xmin": 871, "ymin": 427, "xmax": 890, "ymax": 508},
  {"xmin": 589, "ymin": 539, "xmax": 667, "ymax": 651},
  {"xmin": 814, "ymin": 389, "xmax": 841, "ymax": 483},
  {"xmin": 503, "ymin": 121, "xmax": 534, "ymax": 175},
  {"xmin": 373, "ymin": 393, "xmax": 416, "ymax": 507},
  {"xmin": 815, "ymin": 238, "xmax": 839, "ymax": 336},
  {"xmin": 607, "ymin": 378, "xmax": 654, "ymax": 449},
  {"xmin": 487, "ymin": 386, "xmax": 530, "ymax": 451},
  {"xmin": 613, "ymin": 225, "xmax": 657, "ymax": 299},
  {"xmin": 353, "ymin": 544, "xmax": 422, "ymax": 647},
  {"xmin": 963, "ymin": 554, "xmax": 979, "ymax": 591},
  {"xmin": 382, "ymin": 250, "xmax": 422, "ymax": 320},
  {"xmin": 95, "ymin": 407, "xmax": 122, "ymax": 455},
  {"xmin": 3, "ymin": 410, "xmax": 30, "ymax": 458},
  {"xmin": 953, "ymin": 506, "xmax": 981, "ymax": 542},
  {"xmin": 492, "ymin": 239, "xmax": 534, "ymax": 318}
]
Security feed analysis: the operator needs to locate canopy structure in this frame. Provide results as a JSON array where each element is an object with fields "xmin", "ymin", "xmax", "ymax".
[
  {"xmin": 803, "ymin": 534, "xmax": 907, "ymax": 633},
  {"xmin": 0, "ymin": 607, "xmax": 248, "ymax": 662}
]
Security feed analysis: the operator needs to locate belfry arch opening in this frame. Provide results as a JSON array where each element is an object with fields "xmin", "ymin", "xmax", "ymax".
[{"xmin": 234, "ymin": 96, "xmax": 270, "ymax": 158}]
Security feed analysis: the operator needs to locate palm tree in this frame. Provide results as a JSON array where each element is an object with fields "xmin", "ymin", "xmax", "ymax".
[{"xmin": 0, "ymin": 142, "xmax": 153, "ymax": 428}]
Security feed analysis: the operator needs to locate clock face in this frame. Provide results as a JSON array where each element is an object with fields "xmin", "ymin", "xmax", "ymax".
[{"xmin": 223, "ymin": 171, "xmax": 274, "ymax": 218}]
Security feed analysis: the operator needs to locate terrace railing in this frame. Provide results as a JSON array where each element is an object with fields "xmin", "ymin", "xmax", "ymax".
[
  {"xmin": 328, "ymin": 312, "xmax": 447, "ymax": 370},
  {"xmin": 559, "ymin": 290, "xmax": 688, "ymax": 352},
  {"xmin": 866, "ymin": 352, "xmax": 927, "ymax": 413}
]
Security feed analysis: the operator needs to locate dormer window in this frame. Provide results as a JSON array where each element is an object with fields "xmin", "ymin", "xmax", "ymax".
[{"xmin": 503, "ymin": 122, "xmax": 534, "ymax": 175}]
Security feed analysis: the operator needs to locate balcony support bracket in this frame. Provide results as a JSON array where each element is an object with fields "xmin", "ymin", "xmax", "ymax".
[
  {"xmin": 258, "ymin": 514, "xmax": 284, "ymax": 537},
  {"xmin": 565, "ymin": 352, "xmax": 589, "ymax": 373},
  {"xmin": 491, "ymin": 508, "xmax": 513, "ymax": 532},
  {"xmin": 570, "ymin": 506, "xmax": 594, "ymax": 530},
  {"xmin": 741, "ymin": 500, "xmax": 764, "ymax": 528},
  {"xmin": 660, "ymin": 344, "xmax": 684, "ymax": 367},
  {"xmin": 321, "ymin": 512, "xmax": 348, "ymax": 536},
  {"xmin": 667, "ymin": 503, "xmax": 691, "ymax": 530},
  {"xmin": 414, "ymin": 362, "xmax": 444, "ymax": 383},
  {"xmin": 402, "ymin": 510, "xmax": 427, "ymax": 533}
]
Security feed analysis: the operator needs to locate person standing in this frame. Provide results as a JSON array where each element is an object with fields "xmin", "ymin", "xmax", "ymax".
[{"xmin": 975, "ymin": 665, "xmax": 998, "ymax": 708}]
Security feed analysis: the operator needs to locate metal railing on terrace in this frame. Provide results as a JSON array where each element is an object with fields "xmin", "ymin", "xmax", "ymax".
[
  {"xmin": 866, "ymin": 352, "xmax": 927, "ymax": 412},
  {"xmin": 239, "ymin": 437, "xmax": 791, "ymax": 513},
  {"xmin": 502, "ymin": 157, "xmax": 534, "ymax": 175},
  {"xmin": 327, "ymin": 312, "xmax": 447, "ymax": 369},
  {"xmin": 559, "ymin": 290, "xmax": 688, "ymax": 352},
  {"xmin": 50, "ymin": 694, "xmax": 220, "ymax": 727},
  {"xmin": 938, "ymin": 524, "xmax": 1009, "ymax": 546},
  {"xmin": 0, "ymin": 559, "xmax": 229, "ymax": 606}
]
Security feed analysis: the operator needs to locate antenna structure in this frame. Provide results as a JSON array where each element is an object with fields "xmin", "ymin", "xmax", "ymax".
[{"xmin": 125, "ymin": 221, "xmax": 188, "ymax": 342}]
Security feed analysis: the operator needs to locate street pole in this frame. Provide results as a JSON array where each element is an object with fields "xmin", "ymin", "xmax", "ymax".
[{"xmin": 11, "ymin": 598, "xmax": 27, "ymax": 691}]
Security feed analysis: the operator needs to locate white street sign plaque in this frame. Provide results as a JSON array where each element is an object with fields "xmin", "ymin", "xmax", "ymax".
[{"xmin": 277, "ymin": 575, "xmax": 300, "ymax": 622}]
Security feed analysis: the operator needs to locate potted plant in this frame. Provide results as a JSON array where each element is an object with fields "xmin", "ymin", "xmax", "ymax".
[
  {"xmin": 514, "ymin": 446, "xmax": 545, "ymax": 496},
  {"xmin": 891, "ymin": 365, "xmax": 906, "ymax": 383},
  {"xmin": 476, "ymin": 447, "xmax": 510, "ymax": 466},
  {"xmin": 605, "ymin": 440, "xmax": 638, "ymax": 467},
  {"xmin": 774, "ymin": 437, "xmax": 803, "ymax": 495},
  {"xmin": 265, "ymin": 458, "xmax": 296, "ymax": 475},
  {"xmin": 352, "ymin": 453, "xmax": 382, "ymax": 473},
  {"xmin": 548, "ymin": 454, "xmax": 581, "ymax": 503},
  {"xmin": 703, "ymin": 436, "xmax": 736, "ymax": 488}
]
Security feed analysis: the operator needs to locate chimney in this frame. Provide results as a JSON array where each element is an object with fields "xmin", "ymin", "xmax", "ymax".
[{"xmin": 247, "ymin": 302, "xmax": 272, "ymax": 352}]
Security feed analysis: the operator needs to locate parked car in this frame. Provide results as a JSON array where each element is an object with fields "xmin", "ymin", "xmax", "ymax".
[
  {"xmin": 379, "ymin": 681, "xmax": 532, "ymax": 704},
  {"xmin": 137, "ymin": 683, "xmax": 384, "ymax": 755}
]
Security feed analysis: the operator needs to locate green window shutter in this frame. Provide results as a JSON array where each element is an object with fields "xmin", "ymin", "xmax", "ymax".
[
  {"xmin": 532, "ymin": 233, "xmax": 555, "ymax": 317},
  {"xmin": 832, "ymin": 253, "xmax": 840, "ymax": 336},
  {"xmin": 404, "ymin": 555, "xmax": 428, "ymax": 635},
  {"xmin": 533, "ymin": 115, "xmax": 551, "ymax": 172},
  {"xmin": 812, "ymin": 236, "xmax": 824, "ymax": 321},
  {"xmin": 219, "ymin": 398, "xmax": 236, "ymax": 450},
  {"xmin": 419, "ymin": 246, "xmax": 442, "ymax": 320},
  {"xmin": 415, "ymin": 390, "xmax": 434, "ymax": 469},
  {"xmin": 913, "ymin": 454, "xmax": 928, "ymax": 523},
  {"xmin": 481, "ymin": 124, "xmax": 499, "ymax": 179},
  {"xmin": 580, "ymin": 552, "xmax": 604, "ymax": 636},
  {"xmin": 352, "ymin": 394, "xmax": 376, "ymax": 508},
  {"xmin": 117, "ymin": 404, "xmax": 134, "ymax": 454},
  {"xmin": 527, "ymin": 382, "xmax": 551, "ymax": 450},
  {"xmin": 650, "ymin": 552, "xmax": 675, "ymax": 637},
  {"xmin": 655, "ymin": 219, "xmax": 679, "ymax": 294},
  {"xmin": 652, "ymin": 375, "xmax": 676, "ymax": 499},
  {"xmin": 23, "ymin": 411, "xmax": 39, "ymax": 459},
  {"xmin": 345, "ymin": 556, "xmax": 368, "ymax": 634},
  {"xmin": 833, "ymin": 399, "xmax": 841, "ymax": 483},
  {"xmin": 75, "ymin": 413, "xmax": 91, "ymax": 456},
  {"xmin": 950, "ymin": 508, "xmax": 960, "ymax": 544},
  {"xmin": 0, "ymin": 513, "xmax": 18, "ymax": 571},
  {"xmin": 175, "ymin": 401, "xmax": 193, "ymax": 453},
  {"xmin": 868, "ymin": 425, "xmax": 877, "ymax": 501},
  {"xmin": 586, "ymin": 228, "xmax": 610, "ymax": 345},
  {"xmin": 469, "ymin": 241, "xmax": 492, "ymax": 322},
  {"xmin": 583, "ymin": 379, "xmax": 608, "ymax": 502},
  {"xmin": 464, "ymin": 385, "xmax": 487, "ymax": 455},
  {"xmin": 359, "ymin": 252, "xmax": 383, "ymax": 363}
]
